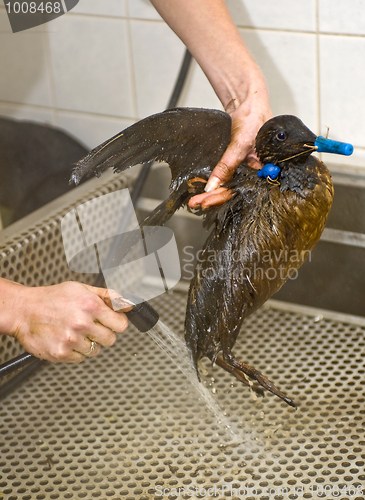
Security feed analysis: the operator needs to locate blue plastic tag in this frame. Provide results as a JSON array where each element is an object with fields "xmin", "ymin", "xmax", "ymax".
[
  {"xmin": 315, "ymin": 136, "xmax": 353, "ymax": 156},
  {"xmin": 257, "ymin": 164, "xmax": 281, "ymax": 180}
]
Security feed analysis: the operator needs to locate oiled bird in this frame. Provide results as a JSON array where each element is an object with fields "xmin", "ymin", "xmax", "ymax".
[{"xmin": 72, "ymin": 108, "xmax": 338, "ymax": 408}]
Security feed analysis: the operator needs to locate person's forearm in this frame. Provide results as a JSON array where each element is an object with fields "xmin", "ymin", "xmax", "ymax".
[
  {"xmin": 150, "ymin": 0, "xmax": 266, "ymax": 112},
  {"xmin": 151, "ymin": 0, "xmax": 272, "ymax": 196}
]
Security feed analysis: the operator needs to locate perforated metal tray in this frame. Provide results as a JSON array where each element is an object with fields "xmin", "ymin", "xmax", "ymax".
[
  {"xmin": 1, "ymin": 169, "xmax": 364, "ymax": 500},
  {"xmin": 1, "ymin": 289, "xmax": 365, "ymax": 500}
]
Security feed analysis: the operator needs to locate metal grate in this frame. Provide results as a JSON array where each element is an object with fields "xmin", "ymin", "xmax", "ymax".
[
  {"xmin": 0, "ymin": 168, "xmax": 140, "ymax": 369},
  {"xmin": 1, "ymin": 290, "xmax": 365, "ymax": 500},
  {"xmin": 1, "ymin": 169, "xmax": 365, "ymax": 500}
]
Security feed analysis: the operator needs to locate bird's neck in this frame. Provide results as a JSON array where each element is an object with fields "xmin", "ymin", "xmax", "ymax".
[{"xmin": 278, "ymin": 156, "xmax": 325, "ymax": 195}]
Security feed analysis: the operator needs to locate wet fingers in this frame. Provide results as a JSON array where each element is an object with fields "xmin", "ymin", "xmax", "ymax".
[{"xmin": 188, "ymin": 187, "xmax": 233, "ymax": 209}]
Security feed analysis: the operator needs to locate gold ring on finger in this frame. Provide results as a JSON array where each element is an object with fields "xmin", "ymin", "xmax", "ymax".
[{"xmin": 85, "ymin": 340, "xmax": 98, "ymax": 356}]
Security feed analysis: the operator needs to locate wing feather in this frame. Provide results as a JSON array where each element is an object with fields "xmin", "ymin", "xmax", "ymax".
[{"xmin": 71, "ymin": 108, "xmax": 231, "ymax": 189}]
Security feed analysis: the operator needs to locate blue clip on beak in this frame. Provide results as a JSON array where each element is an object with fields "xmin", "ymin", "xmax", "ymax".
[{"xmin": 315, "ymin": 136, "xmax": 353, "ymax": 156}]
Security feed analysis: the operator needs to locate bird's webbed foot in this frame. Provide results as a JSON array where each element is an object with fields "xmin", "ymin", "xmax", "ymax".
[
  {"xmin": 214, "ymin": 355, "xmax": 265, "ymax": 399},
  {"xmin": 218, "ymin": 351, "xmax": 297, "ymax": 409}
]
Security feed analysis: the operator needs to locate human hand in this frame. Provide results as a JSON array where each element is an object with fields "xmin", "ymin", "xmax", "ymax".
[
  {"xmin": 189, "ymin": 84, "xmax": 273, "ymax": 210},
  {"xmin": 10, "ymin": 281, "xmax": 130, "ymax": 363},
  {"xmin": 150, "ymin": 0, "xmax": 273, "ymax": 210}
]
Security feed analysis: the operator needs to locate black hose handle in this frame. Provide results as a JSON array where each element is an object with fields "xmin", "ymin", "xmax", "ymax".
[
  {"xmin": 123, "ymin": 296, "xmax": 159, "ymax": 333},
  {"xmin": 0, "ymin": 352, "xmax": 35, "ymax": 378}
]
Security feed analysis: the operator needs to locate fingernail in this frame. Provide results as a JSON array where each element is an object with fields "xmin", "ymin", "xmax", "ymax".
[
  {"xmin": 112, "ymin": 296, "xmax": 134, "ymax": 310},
  {"xmin": 205, "ymin": 176, "xmax": 221, "ymax": 193}
]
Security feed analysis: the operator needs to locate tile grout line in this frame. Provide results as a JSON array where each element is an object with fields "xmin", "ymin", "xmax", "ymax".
[
  {"xmin": 237, "ymin": 24, "xmax": 365, "ymax": 38},
  {"xmin": 27, "ymin": 9, "xmax": 365, "ymax": 38},
  {"xmin": 124, "ymin": 1, "xmax": 139, "ymax": 120},
  {"xmin": 0, "ymin": 100, "xmax": 136, "ymax": 122},
  {"xmin": 1, "ymin": 99, "xmax": 365, "ymax": 155},
  {"xmin": 315, "ymin": 0, "xmax": 322, "ymax": 138},
  {"xmin": 1, "ymin": 4, "xmax": 363, "ymax": 39},
  {"xmin": 41, "ymin": 23, "xmax": 59, "ymax": 127}
]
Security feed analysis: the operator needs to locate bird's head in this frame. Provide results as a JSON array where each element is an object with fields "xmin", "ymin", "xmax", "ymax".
[{"xmin": 255, "ymin": 115, "xmax": 317, "ymax": 166}]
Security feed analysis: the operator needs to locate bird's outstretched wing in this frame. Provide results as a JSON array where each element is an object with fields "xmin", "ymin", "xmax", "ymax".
[{"xmin": 71, "ymin": 108, "xmax": 231, "ymax": 190}]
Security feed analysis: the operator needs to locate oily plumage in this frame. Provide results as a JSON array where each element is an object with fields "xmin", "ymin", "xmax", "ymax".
[{"xmin": 72, "ymin": 108, "xmax": 334, "ymax": 408}]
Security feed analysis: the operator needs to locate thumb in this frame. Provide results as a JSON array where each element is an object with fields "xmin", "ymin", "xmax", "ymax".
[
  {"xmin": 205, "ymin": 144, "xmax": 248, "ymax": 192},
  {"xmin": 82, "ymin": 284, "xmax": 133, "ymax": 312}
]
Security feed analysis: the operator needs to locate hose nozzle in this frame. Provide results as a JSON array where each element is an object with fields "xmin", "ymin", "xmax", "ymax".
[{"xmin": 122, "ymin": 295, "xmax": 160, "ymax": 332}]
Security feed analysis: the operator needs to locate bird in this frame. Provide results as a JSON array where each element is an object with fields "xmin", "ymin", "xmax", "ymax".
[{"xmin": 72, "ymin": 108, "xmax": 337, "ymax": 408}]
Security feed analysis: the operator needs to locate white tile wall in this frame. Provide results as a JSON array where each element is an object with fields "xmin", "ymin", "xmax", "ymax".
[
  {"xmin": 70, "ymin": 0, "xmax": 127, "ymax": 18},
  {"xmin": 241, "ymin": 29, "xmax": 318, "ymax": 131},
  {"xmin": 319, "ymin": 0, "xmax": 365, "ymax": 35},
  {"xmin": 129, "ymin": 20, "xmax": 185, "ymax": 117},
  {"xmin": 0, "ymin": 0, "xmax": 364, "ymax": 172},
  {"xmin": 319, "ymin": 35, "xmax": 365, "ymax": 146},
  {"xmin": 0, "ymin": 12, "xmax": 52, "ymax": 108},
  {"xmin": 227, "ymin": 0, "xmax": 316, "ymax": 32},
  {"xmin": 46, "ymin": 15, "xmax": 134, "ymax": 118},
  {"xmin": 0, "ymin": 102, "xmax": 54, "ymax": 125},
  {"xmin": 57, "ymin": 111, "xmax": 134, "ymax": 149},
  {"xmin": 178, "ymin": 61, "xmax": 222, "ymax": 110},
  {"xmin": 127, "ymin": 0, "xmax": 162, "ymax": 20}
]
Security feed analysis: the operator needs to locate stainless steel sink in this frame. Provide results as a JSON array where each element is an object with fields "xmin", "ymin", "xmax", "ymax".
[{"xmin": 0, "ymin": 165, "xmax": 364, "ymax": 499}]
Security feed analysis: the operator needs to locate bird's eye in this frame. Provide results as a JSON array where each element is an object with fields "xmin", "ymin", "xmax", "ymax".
[{"xmin": 276, "ymin": 131, "xmax": 287, "ymax": 141}]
